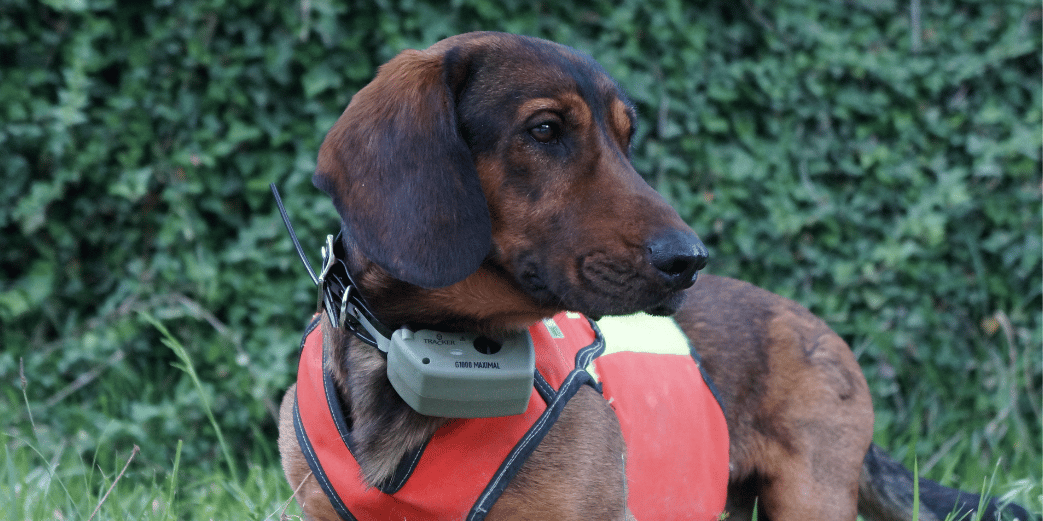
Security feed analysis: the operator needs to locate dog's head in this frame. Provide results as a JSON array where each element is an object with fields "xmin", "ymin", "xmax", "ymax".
[{"xmin": 313, "ymin": 32, "xmax": 707, "ymax": 331}]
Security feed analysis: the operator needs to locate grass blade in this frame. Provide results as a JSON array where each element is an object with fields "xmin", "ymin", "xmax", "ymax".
[
  {"xmin": 162, "ymin": 439, "xmax": 183, "ymax": 520},
  {"xmin": 140, "ymin": 312, "xmax": 241, "ymax": 483}
]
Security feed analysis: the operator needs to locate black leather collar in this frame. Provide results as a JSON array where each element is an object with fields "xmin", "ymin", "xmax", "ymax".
[
  {"xmin": 271, "ymin": 183, "xmax": 394, "ymax": 349},
  {"xmin": 316, "ymin": 233, "xmax": 395, "ymax": 348}
]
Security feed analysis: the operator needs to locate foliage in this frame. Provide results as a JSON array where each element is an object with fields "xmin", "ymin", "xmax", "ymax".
[{"xmin": 1, "ymin": 0, "xmax": 1039, "ymax": 512}]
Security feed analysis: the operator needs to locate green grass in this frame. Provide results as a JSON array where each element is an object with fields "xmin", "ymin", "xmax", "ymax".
[
  {"xmin": 861, "ymin": 320, "xmax": 1043, "ymax": 517},
  {"xmin": 2, "ymin": 320, "xmax": 303, "ymax": 521},
  {"xmin": 141, "ymin": 312, "xmax": 241, "ymax": 485},
  {"xmin": 0, "ymin": 435, "xmax": 303, "ymax": 521},
  {"xmin": 3, "ymin": 316, "xmax": 1038, "ymax": 520}
]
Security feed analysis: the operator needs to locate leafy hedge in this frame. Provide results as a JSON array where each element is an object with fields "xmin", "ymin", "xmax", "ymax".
[{"xmin": 2, "ymin": 0, "xmax": 1039, "ymax": 497}]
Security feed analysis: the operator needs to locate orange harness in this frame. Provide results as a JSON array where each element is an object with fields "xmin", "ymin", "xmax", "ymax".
[{"xmin": 293, "ymin": 312, "xmax": 729, "ymax": 520}]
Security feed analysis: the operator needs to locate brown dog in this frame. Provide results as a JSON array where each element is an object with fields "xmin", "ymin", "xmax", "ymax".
[{"xmin": 278, "ymin": 32, "xmax": 1029, "ymax": 521}]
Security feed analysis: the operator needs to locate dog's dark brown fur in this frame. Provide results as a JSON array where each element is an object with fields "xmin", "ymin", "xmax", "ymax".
[
  {"xmin": 680, "ymin": 276, "xmax": 872, "ymax": 519},
  {"xmin": 279, "ymin": 32, "xmax": 1031, "ymax": 521}
]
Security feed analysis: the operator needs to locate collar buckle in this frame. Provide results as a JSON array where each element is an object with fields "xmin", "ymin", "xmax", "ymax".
[{"xmin": 270, "ymin": 183, "xmax": 393, "ymax": 350}]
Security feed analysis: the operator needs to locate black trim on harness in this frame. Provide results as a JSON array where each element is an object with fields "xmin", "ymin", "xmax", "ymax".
[
  {"xmin": 575, "ymin": 318, "xmax": 606, "ymax": 369},
  {"xmin": 297, "ymin": 315, "xmax": 432, "ymax": 499},
  {"xmin": 533, "ymin": 372, "xmax": 555, "ymax": 404},
  {"xmin": 467, "ymin": 368, "xmax": 596, "ymax": 520},
  {"xmin": 293, "ymin": 395, "xmax": 358, "ymax": 521},
  {"xmin": 375, "ymin": 433, "xmax": 432, "ymax": 494},
  {"xmin": 293, "ymin": 315, "xmax": 358, "ymax": 520},
  {"xmin": 320, "ymin": 344, "xmax": 357, "ymax": 454},
  {"xmin": 688, "ymin": 343, "xmax": 727, "ymax": 416},
  {"xmin": 466, "ymin": 323, "xmax": 604, "ymax": 521}
]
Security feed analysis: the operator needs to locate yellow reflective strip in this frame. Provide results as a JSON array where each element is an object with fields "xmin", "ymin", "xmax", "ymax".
[
  {"xmin": 542, "ymin": 318, "xmax": 565, "ymax": 339},
  {"xmin": 594, "ymin": 313, "xmax": 691, "ymax": 357},
  {"xmin": 585, "ymin": 361, "xmax": 601, "ymax": 383}
]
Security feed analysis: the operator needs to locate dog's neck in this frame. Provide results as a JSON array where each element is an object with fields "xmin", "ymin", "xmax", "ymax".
[
  {"xmin": 323, "ymin": 242, "xmax": 560, "ymax": 485},
  {"xmin": 322, "ymin": 317, "xmax": 448, "ymax": 485},
  {"xmin": 339, "ymin": 230, "xmax": 560, "ymax": 335}
]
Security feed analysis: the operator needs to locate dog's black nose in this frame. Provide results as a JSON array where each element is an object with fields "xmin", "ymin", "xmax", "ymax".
[{"xmin": 647, "ymin": 229, "xmax": 709, "ymax": 290}]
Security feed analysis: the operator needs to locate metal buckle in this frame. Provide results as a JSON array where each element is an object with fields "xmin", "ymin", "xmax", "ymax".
[
  {"xmin": 316, "ymin": 234, "xmax": 336, "ymax": 313},
  {"xmin": 339, "ymin": 283, "xmax": 353, "ymax": 330}
]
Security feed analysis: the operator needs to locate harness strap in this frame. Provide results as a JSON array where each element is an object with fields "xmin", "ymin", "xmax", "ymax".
[{"xmin": 293, "ymin": 312, "xmax": 603, "ymax": 521}]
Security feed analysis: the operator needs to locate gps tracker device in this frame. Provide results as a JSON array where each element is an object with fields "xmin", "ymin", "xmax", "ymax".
[
  {"xmin": 349, "ymin": 306, "xmax": 536, "ymax": 418},
  {"xmin": 387, "ymin": 328, "xmax": 535, "ymax": 418}
]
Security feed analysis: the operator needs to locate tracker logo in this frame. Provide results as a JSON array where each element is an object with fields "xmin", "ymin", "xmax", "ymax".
[{"xmin": 424, "ymin": 333, "xmax": 457, "ymax": 346}]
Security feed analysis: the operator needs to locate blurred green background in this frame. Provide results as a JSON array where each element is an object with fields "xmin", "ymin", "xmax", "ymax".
[{"xmin": 2, "ymin": 0, "xmax": 1040, "ymax": 518}]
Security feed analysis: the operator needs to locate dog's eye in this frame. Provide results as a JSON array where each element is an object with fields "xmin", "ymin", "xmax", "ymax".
[{"xmin": 529, "ymin": 122, "xmax": 561, "ymax": 144}]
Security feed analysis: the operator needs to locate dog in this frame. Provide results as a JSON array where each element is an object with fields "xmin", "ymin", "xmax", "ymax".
[{"xmin": 277, "ymin": 32, "xmax": 1031, "ymax": 520}]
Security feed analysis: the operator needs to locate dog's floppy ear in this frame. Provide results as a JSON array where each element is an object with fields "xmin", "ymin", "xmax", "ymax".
[{"xmin": 313, "ymin": 45, "xmax": 490, "ymax": 289}]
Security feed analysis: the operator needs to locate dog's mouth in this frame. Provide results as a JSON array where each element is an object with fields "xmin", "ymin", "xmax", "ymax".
[
  {"xmin": 642, "ymin": 290, "xmax": 689, "ymax": 317},
  {"xmin": 513, "ymin": 254, "xmax": 695, "ymax": 319},
  {"xmin": 516, "ymin": 261, "xmax": 566, "ymax": 309}
]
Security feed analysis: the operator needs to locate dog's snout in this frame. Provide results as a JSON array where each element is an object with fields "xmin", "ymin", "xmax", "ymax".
[{"xmin": 647, "ymin": 230, "xmax": 709, "ymax": 289}]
